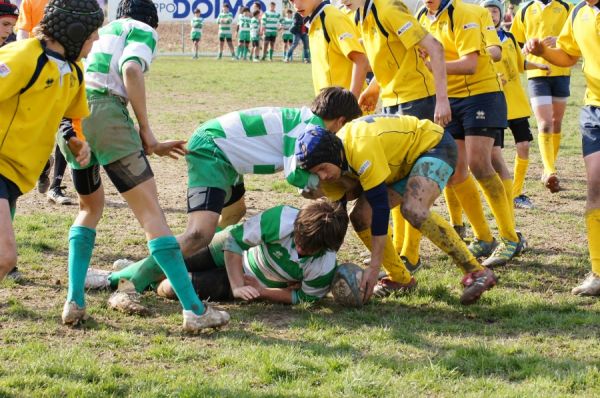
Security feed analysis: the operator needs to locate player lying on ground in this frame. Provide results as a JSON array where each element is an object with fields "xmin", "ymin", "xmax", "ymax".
[
  {"xmin": 0, "ymin": 0, "xmax": 102, "ymax": 282},
  {"xmin": 295, "ymin": 114, "xmax": 499, "ymax": 305},
  {"xmin": 85, "ymin": 201, "xmax": 349, "ymax": 311}
]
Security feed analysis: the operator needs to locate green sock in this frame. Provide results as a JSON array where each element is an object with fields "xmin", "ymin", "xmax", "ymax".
[
  {"xmin": 108, "ymin": 256, "xmax": 164, "ymax": 293},
  {"xmin": 67, "ymin": 226, "xmax": 96, "ymax": 307},
  {"xmin": 9, "ymin": 205, "xmax": 15, "ymax": 221},
  {"xmin": 269, "ymin": 49, "xmax": 273, "ymax": 60},
  {"xmin": 148, "ymin": 236, "xmax": 204, "ymax": 315}
]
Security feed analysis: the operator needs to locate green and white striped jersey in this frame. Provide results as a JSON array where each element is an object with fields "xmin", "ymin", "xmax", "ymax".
[
  {"xmin": 199, "ymin": 106, "xmax": 323, "ymax": 190},
  {"xmin": 190, "ymin": 16, "xmax": 203, "ymax": 32},
  {"xmin": 226, "ymin": 206, "xmax": 337, "ymax": 303},
  {"xmin": 238, "ymin": 14, "xmax": 251, "ymax": 34},
  {"xmin": 280, "ymin": 17, "xmax": 293, "ymax": 34},
  {"xmin": 250, "ymin": 17, "xmax": 260, "ymax": 40},
  {"xmin": 217, "ymin": 11, "xmax": 233, "ymax": 35},
  {"xmin": 262, "ymin": 11, "xmax": 281, "ymax": 35},
  {"xmin": 84, "ymin": 18, "xmax": 157, "ymax": 99}
]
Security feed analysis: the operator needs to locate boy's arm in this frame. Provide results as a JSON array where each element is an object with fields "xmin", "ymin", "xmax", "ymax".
[
  {"xmin": 59, "ymin": 118, "xmax": 91, "ymax": 167},
  {"xmin": 224, "ymin": 250, "xmax": 260, "ymax": 301},
  {"xmin": 348, "ymin": 51, "xmax": 370, "ymax": 99},
  {"xmin": 418, "ymin": 34, "xmax": 451, "ymax": 126},
  {"xmin": 522, "ymin": 38, "xmax": 579, "ymax": 68}
]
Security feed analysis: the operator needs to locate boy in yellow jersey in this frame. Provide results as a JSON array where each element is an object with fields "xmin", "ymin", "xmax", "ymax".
[
  {"xmin": 511, "ymin": 0, "xmax": 572, "ymax": 193},
  {"xmin": 0, "ymin": 0, "xmax": 102, "ymax": 281},
  {"xmin": 483, "ymin": 0, "xmax": 550, "ymax": 211},
  {"xmin": 418, "ymin": 0, "xmax": 520, "ymax": 267},
  {"xmin": 339, "ymin": 0, "xmax": 451, "ymax": 277},
  {"xmin": 295, "ymin": 115, "xmax": 498, "ymax": 304},
  {"xmin": 523, "ymin": 0, "xmax": 600, "ymax": 295},
  {"xmin": 289, "ymin": 0, "xmax": 370, "ymax": 98}
]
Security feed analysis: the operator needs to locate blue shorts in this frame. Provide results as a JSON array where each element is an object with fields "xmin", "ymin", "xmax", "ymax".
[
  {"xmin": 528, "ymin": 76, "xmax": 570, "ymax": 99},
  {"xmin": 391, "ymin": 131, "xmax": 457, "ymax": 195},
  {"xmin": 383, "ymin": 95, "xmax": 436, "ymax": 121},
  {"xmin": 446, "ymin": 92, "xmax": 507, "ymax": 140},
  {"xmin": 0, "ymin": 174, "xmax": 21, "ymax": 218},
  {"xmin": 581, "ymin": 105, "xmax": 600, "ymax": 157}
]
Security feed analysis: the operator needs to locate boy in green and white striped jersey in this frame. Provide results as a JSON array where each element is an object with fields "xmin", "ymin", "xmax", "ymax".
[
  {"xmin": 89, "ymin": 201, "xmax": 349, "ymax": 306},
  {"xmin": 83, "ymin": 88, "xmax": 362, "ymax": 313},
  {"xmin": 281, "ymin": 9, "xmax": 294, "ymax": 62},
  {"xmin": 190, "ymin": 8, "xmax": 203, "ymax": 59},
  {"xmin": 261, "ymin": 1, "xmax": 280, "ymax": 61},
  {"xmin": 236, "ymin": 7, "xmax": 251, "ymax": 60},
  {"xmin": 216, "ymin": 3, "xmax": 235, "ymax": 59},
  {"xmin": 250, "ymin": 9, "xmax": 261, "ymax": 62}
]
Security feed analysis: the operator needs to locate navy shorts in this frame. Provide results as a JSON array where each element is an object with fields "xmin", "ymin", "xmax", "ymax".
[
  {"xmin": 581, "ymin": 105, "xmax": 600, "ymax": 157},
  {"xmin": 446, "ymin": 92, "xmax": 507, "ymax": 140},
  {"xmin": 528, "ymin": 76, "xmax": 570, "ymax": 99},
  {"xmin": 383, "ymin": 95, "xmax": 435, "ymax": 121},
  {"xmin": 0, "ymin": 174, "xmax": 22, "ymax": 216}
]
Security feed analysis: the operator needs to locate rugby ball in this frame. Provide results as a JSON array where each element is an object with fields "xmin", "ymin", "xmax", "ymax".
[{"xmin": 331, "ymin": 263, "xmax": 364, "ymax": 308}]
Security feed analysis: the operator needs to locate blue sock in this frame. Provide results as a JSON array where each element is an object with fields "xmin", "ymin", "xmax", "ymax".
[
  {"xmin": 66, "ymin": 225, "xmax": 96, "ymax": 307},
  {"xmin": 148, "ymin": 236, "xmax": 205, "ymax": 315}
]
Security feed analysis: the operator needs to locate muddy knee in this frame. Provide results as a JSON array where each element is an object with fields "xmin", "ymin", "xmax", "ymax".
[{"xmin": 401, "ymin": 203, "xmax": 428, "ymax": 229}]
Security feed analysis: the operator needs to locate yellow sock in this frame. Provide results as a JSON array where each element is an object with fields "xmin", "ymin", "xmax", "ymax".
[
  {"xmin": 452, "ymin": 175, "xmax": 494, "ymax": 242},
  {"xmin": 501, "ymin": 178, "xmax": 516, "ymax": 231},
  {"xmin": 512, "ymin": 155, "xmax": 529, "ymax": 198},
  {"xmin": 477, "ymin": 174, "xmax": 519, "ymax": 242},
  {"xmin": 538, "ymin": 133, "xmax": 556, "ymax": 175},
  {"xmin": 391, "ymin": 207, "xmax": 405, "ymax": 253},
  {"xmin": 552, "ymin": 132, "xmax": 561, "ymax": 162},
  {"xmin": 586, "ymin": 209, "xmax": 600, "ymax": 276},
  {"xmin": 401, "ymin": 224, "xmax": 421, "ymax": 265},
  {"xmin": 355, "ymin": 228, "xmax": 412, "ymax": 283},
  {"xmin": 419, "ymin": 211, "xmax": 483, "ymax": 274},
  {"xmin": 443, "ymin": 186, "xmax": 463, "ymax": 226}
]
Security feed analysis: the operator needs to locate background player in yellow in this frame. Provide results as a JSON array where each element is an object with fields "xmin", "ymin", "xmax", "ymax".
[
  {"xmin": 290, "ymin": 0, "xmax": 370, "ymax": 98},
  {"xmin": 523, "ymin": 0, "xmax": 600, "ymax": 295},
  {"xmin": 418, "ymin": 0, "xmax": 520, "ymax": 267},
  {"xmin": 483, "ymin": 0, "xmax": 550, "ymax": 211},
  {"xmin": 511, "ymin": 0, "xmax": 572, "ymax": 193},
  {"xmin": 0, "ymin": 0, "xmax": 101, "ymax": 281},
  {"xmin": 295, "ymin": 115, "xmax": 499, "ymax": 304},
  {"xmin": 340, "ymin": 0, "xmax": 451, "ymax": 276}
]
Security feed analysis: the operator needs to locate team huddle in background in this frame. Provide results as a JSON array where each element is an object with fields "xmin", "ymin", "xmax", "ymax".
[{"xmin": 1, "ymin": 0, "xmax": 600, "ymax": 333}]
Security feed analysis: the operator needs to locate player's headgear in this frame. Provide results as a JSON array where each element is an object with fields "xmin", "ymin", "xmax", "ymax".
[
  {"xmin": 480, "ymin": 0, "xmax": 504, "ymax": 24},
  {"xmin": 0, "ymin": 1, "xmax": 19, "ymax": 19},
  {"xmin": 116, "ymin": 0, "xmax": 159, "ymax": 29},
  {"xmin": 295, "ymin": 126, "xmax": 345, "ymax": 171},
  {"xmin": 39, "ymin": 0, "xmax": 104, "ymax": 62}
]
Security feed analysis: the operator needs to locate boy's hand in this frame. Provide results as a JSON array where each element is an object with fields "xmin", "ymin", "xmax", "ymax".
[
  {"xmin": 152, "ymin": 141, "xmax": 188, "ymax": 159},
  {"xmin": 537, "ymin": 63, "xmax": 551, "ymax": 75},
  {"xmin": 358, "ymin": 89, "xmax": 378, "ymax": 113},
  {"xmin": 522, "ymin": 38, "xmax": 545, "ymax": 56},
  {"xmin": 359, "ymin": 265, "xmax": 379, "ymax": 303},
  {"xmin": 67, "ymin": 137, "xmax": 91, "ymax": 167},
  {"xmin": 233, "ymin": 286, "xmax": 260, "ymax": 301},
  {"xmin": 541, "ymin": 36, "xmax": 557, "ymax": 49}
]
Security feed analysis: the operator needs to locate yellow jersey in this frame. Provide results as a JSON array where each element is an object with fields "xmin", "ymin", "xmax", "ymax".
[
  {"xmin": 0, "ymin": 39, "xmax": 89, "ymax": 193},
  {"xmin": 320, "ymin": 114, "xmax": 444, "ymax": 202},
  {"xmin": 355, "ymin": 0, "xmax": 435, "ymax": 106},
  {"xmin": 307, "ymin": 1, "xmax": 365, "ymax": 94},
  {"xmin": 496, "ymin": 30, "xmax": 532, "ymax": 120},
  {"xmin": 556, "ymin": 2, "xmax": 600, "ymax": 107},
  {"xmin": 464, "ymin": 2, "xmax": 502, "ymax": 49},
  {"xmin": 510, "ymin": 0, "xmax": 572, "ymax": 78},
  {"xmin": 417, "ymin": 0, "xmax": 502, "ymax": 98}
]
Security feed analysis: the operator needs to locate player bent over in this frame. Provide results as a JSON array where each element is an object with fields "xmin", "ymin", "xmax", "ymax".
[
  {"xmin": 57, "ymin": 0, "xmax": 230, "ymax": 332},
  {"xmin": 86, "ymin": 201, "xmax": 349, "ymax": 308},
  {"xmin": 523, "ymin": 0, "xmax": 600, "ymax": 295},
  {"xmin": 0, "ymin": 0, "xmax": 102, "ymax": 282},
  {"xmin": 86, "ymin": 87, "xmax": 361, "ymax": 313},
  {"xmin": 295, "ymin": 115, "xmax": 498, "ymax": 304}
]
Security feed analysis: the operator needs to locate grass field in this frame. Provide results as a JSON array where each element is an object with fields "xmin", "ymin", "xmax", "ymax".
[{"xmin": 1, "ymin": 58, "xmax": 599, "ymax": 397}]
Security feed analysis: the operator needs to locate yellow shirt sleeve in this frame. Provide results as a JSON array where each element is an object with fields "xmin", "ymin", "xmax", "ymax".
[
  {"xmin": 509, "ymin": 7, "xmax": 526, "ymax": 44},
  {"xmin": 556, "ymin": 17, "xmax": 581, "ymax": 57},
  {"xmin": 383, "ymin": 1, "xmax": 427, "ymax": 50},
  {"xmin": 347, "ymin": 136, "xmax": 390, "ymax": 191},
  {"xmin": 326, "ymin": 10, "xmax": 364, "ymax": 58},
  {"xmin": 483, "ymin": 12, "xmax": 500, "ymax": 48},
  {"xmin": 453, "ymin": 10, "xmax": 483, "ymax": 57},
  {"xmin": 0, "ymin": 45, "xmax": 32, "ymax": 102}
]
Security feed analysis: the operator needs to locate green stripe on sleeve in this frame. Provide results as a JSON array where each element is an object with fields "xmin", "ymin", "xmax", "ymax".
[
  {"xmin": 101, "ymin": 21, "xmax": 123, "ymax": 36},
  {"xmin": 124, "ymin": 27, "xmax": 157, "ymax": 52}
]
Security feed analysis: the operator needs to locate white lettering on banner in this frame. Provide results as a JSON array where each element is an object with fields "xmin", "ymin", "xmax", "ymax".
[{"xmin": 107, "ymin": 0, "xmax": 284, "ymax": 22}]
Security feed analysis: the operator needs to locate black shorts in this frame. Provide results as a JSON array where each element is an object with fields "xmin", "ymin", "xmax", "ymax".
[
  {"xmin": 446, "ymin": 92, "xmax": 508, "ymax": 140},
  {"xmin": 187, "ymin": 182, "xmax": 245, "ymax": 214},
  {"xmin": 184, "ymin": 244, "xmax": 233, "ymax": 301},
  {"xmin": 72, "ymin": 151, "xmax": 154, "ymax": 195},
  {"xmin": 581, "ymin": 105, "xmax": 600, "ymax": 157},
  {"xmin": 251, "ymin": 40, "xmax": 259, "ymax": 48},
  {"xmin": 239, "ymin": 40, "xmax": 249, "ymax": 44},
  {"xmin": 219, "ymin": 37, "xmax": 233, "ymax": 43},
  {"xmin": 508, "ymin": 117, "xmax": 533, "ymax": 144},
  {"xmin": 383, "ymin": 95, "xmax": 436, "ymax": 121},
  {"xmin": 264, "ymin": 34, "xmax": 276, "ymax": 43},
  {"xmin": 0, "ymin": 174, "xmax": 22, "ymax": 216}
]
